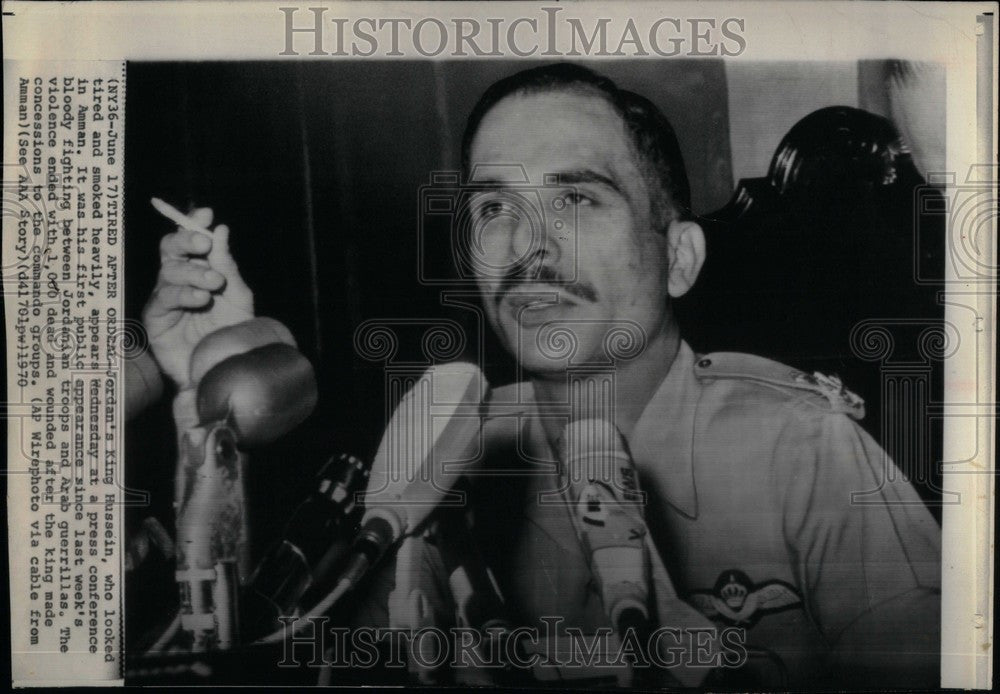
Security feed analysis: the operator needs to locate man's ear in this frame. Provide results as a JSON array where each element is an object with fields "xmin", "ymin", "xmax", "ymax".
[{"xmin": 665, "ymin": 219, "xmax": 706, "ymax": 298}]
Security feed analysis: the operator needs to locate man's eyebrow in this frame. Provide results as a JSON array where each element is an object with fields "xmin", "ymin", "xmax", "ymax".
[
  {"xmin": 470, "ymin": 169, "xmax": 628, "ymax": 199},
  {"xmin": 552, "ymin": 169, "xmax": 626, "ymax": 198}
]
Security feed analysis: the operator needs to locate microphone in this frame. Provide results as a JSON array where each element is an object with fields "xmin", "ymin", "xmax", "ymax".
[
  {"xmin": 431, "ymin": 509, "xmax": 508, "ymax": 633},
  {"xmin": 174, "ymin": 324, "xmax": 317, "ymax": 650},
  {"xmin": 343, "ymin": 361, "xmax": 488, "ymax": 588},
  {"xmin": 240, "ymin": 453, "xmax": 368, "ymax": 641},
  {"xmin": 559, "ymin": 419, "xmax": 652, "ymax": 639},
  {"xmin": 428, "ymin": 509, "xmax": 531, "ymax": 686},
  {"xmin": 254, "ymin": 362, "xmax": 489, "ymax": 645}
]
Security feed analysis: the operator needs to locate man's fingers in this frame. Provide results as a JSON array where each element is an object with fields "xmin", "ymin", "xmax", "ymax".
[
  {"xmin": 159, "ymin": 261, "xmax": 226, "ymax": 292},
  {"xmin": 155, "ymin": 207, "xmax": 252, "ymax": 313},
  {"xmin": 160, "ymin": 228, "xmax": 212, "ymax": 261},
  {"xmin": 157, "ymin": 208, "xmax": 215, "ymax": 260},
  {"xmin": 206, "ymin": 224, "xmax": 251, "ymax": 298},
  {"xmin": 143, "ymin": 284, "xmax": 212, "ymax": 319},
  {"xmin": 206, "ymin": 224, "xmax": 238, "ymax": 273},
  {"xmin": 189, "ymin": 207, "xmax": 214, "ymax": 228}
]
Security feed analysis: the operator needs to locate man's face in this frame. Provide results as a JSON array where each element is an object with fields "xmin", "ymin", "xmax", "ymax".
[{"xmin": 466, "ymin": 89, "xmax": 674, "ymax": 373}]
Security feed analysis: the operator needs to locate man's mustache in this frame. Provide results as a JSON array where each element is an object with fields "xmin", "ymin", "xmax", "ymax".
[{"xmin": 496, "ymin": 263, "xmax": 598, "ymax": 303}]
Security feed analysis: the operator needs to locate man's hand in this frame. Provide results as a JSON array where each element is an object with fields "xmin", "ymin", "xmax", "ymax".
[{"xmin": 142, "ymin": 207, "xmax": 254, "ymax": 389}]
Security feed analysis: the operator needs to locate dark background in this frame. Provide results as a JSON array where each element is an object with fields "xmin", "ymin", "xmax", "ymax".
[{"xmin": 122, "ymin": 60, "xmax": 946, "ymax": 653}]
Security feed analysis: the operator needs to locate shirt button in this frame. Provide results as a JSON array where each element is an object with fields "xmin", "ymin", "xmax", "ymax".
[{"xmin": 698, "ymin": 358, "xmax": 712, "ymax": 368}]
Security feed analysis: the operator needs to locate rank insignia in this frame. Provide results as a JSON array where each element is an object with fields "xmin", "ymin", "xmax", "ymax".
[
  {"xmin": 688, "ymin": 570, "xmax": 802, "ymax": 626},
  {"xmin": 794, "ymin": 371, "xmax": 866, "ymax": 418}
]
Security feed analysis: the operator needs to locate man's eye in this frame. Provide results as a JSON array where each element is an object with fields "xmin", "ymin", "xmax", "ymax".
[
  {"xmin": 560, "ymin": 192, "xmax": 592, "ymax": 207},
  {"xmin": 473, "ymin": 197, "xmax": 514, "ymax": 218},
  {"xmin": 474, "ymin": 202, "xmax": 497, "ymax": 219}
]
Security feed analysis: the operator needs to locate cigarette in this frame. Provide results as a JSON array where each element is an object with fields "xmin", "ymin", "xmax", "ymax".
[{"xmin": 150, "ymin": 197, "xmax": 214, "ymax": 234}]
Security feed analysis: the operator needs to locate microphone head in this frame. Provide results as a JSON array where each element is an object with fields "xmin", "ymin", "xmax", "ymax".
[
  {"xmin": 559, "ymin": 418, "xmax": 644, "ymax": 506},
  {"xmin": 361, "ymin": 361, "xmax": 488, "ymax": 542}
]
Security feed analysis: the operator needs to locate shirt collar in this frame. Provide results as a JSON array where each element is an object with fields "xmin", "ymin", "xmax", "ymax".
[
  {"xmin": 629, "ymin": 340, "xmax": 699, "ymax": 518},
  {"xmin": 486, "ymin": 340, "xmax": 701, "ymax": 520}
]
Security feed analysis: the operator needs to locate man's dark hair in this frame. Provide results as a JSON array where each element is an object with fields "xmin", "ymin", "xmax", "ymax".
[{"xmin": 461, "ymin": 63, "xmax": 692, "ymax": 228}]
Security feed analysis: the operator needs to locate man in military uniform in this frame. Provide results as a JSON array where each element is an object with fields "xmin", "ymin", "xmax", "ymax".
[
  {"xmin": 145, "ymin": 62, "xmax": 940, "ymax": 687},
  {"xmin": 375, "ymin": 63, "xmax": 940, "ymax": 688}
]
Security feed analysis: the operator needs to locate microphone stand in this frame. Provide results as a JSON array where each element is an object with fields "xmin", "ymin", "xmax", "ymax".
[
  {"xmin": 559, "ymin": 418, "xmax": 655, "ymax": 686},
  {"xmin": 173, "ymin": 418, "xmax": 249, "ymax": 651}
]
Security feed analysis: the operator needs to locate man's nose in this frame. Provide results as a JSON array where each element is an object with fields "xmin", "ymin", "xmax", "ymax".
[{"xmin": 508, "ymin": 204, "xmax": 561, "ymax": 270}]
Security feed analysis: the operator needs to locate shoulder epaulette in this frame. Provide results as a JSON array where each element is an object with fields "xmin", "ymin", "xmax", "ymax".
[{"xmin": 693, "ymin": 352, "xmax": 865, "ymax": 420}]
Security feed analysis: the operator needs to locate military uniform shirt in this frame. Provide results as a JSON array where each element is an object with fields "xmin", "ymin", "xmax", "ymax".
[{"xmin": 468, "ymin": 340, "xmax": 940, "ymax": 688}]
